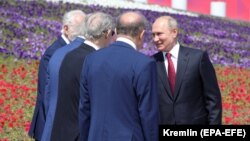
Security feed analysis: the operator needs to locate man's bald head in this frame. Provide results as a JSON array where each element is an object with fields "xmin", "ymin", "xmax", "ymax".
[
  {"xmin": 116, "ymin": 11, "xmax": 148, "ymax": 37},
  {"xmin": 119, "ymin": 12, "xmax": 142, "ymax": 26}
]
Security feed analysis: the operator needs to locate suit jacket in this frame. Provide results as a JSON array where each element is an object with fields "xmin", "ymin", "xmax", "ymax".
[
  {"xmin": 153, "ymin": 45, "xmax": 222, "ymax": 125},
  {"xmin": 29, "ymin": 36, "xmax": 67, "ymax": 140},
  {"xmin": 50, "ymin": 43, "xmax": 95, "ymax": 141},
  {"xmin": 79, "ymin": 41, "xmax": 159, "ymax": 141},
  {"xmin": 41, "ymin": 37, "xmax": 85, "ymax": 141}
]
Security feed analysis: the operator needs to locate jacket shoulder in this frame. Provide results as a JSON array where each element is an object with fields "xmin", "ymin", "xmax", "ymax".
[
  {"xmin": 181, "ymin": 46, "xmax": 205, "ymax": 54},
  {"xmin": 43, "ymin": 37, "xmax": 66, "ymax": 56}
]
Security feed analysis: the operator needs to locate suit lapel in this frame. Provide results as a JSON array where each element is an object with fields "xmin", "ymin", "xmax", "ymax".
[
  {"xmin": 155, "ymin": 52, "xmax": 173, "ymax": 100},
  {"xmin": 173, "ymin": 46, "xmax": 189, "ymax": 100}
]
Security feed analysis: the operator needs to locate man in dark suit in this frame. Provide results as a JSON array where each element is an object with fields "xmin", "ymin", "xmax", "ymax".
[
  {"xmin": 79, "ymin": 11, "xmax": 159, "ymax": 141},
  {"xmin": 41, "ymin": 12, "xmax": 114, "ymax": 141},
  {"xmin": 29, "ymin": 10, "xmax": 86, "ymax": 141},
  {"xmin": 152, "ymin": 16, "xmax": 222, "ymax": 125}
]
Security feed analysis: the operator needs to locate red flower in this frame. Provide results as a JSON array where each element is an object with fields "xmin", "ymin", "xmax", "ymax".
[
  {"xmin": 0, "ymin": 98, "xmax": 4, "ymax": 105},
  {"xmin": 25, "ymin": 122, "xmax": 31, "ymax": 132},
  {"xmin": 224, "ymin": 117, "xmax": 233, "ymax": 124},
  {"xmin": 8, "ymin": 122, "xmax": 13, "ymax": 128}
]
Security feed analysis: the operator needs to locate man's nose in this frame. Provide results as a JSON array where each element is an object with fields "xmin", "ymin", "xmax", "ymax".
[{"xmin": 153, "ymin": 35, "xmax": 159, "ymax": 42}]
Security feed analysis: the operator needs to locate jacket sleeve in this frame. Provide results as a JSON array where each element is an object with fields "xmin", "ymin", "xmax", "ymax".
[
  {"xmin": 200, "ymin": 51, "xmax": 222, "ymax": 125},
  {"xmin": 135, "ymin": 59, "xmax": 159, "ymax": 141},
  {"xmin": 79, "ymin": 58, "xmax": 91, "ymax": 141}
]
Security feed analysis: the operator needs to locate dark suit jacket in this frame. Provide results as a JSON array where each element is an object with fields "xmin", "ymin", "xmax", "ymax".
[
  {"xmin": 41, "ymin": 37, "xmax": 85, "ymax": 141},
  {"xmin": 79, "ymin": 41, "xmax": 159, "ymax": 141},
  {"xmin": 29, "ymin": 36, "xmax": 67, "ymax": 140},
  {"xmin": 153, "ymin": 45, "xmax": 222, "ymax": 125},
  {"xmin": 50, "ymin": 43, "xmax": 95, "ymax": 141}
]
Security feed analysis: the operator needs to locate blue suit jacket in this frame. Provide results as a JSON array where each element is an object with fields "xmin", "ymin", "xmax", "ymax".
[
  {"xmin": 79, "ymin": 41, "xmax": 159, "ymax": 141},
  {"xmin": 41, "ymin": 37, "xmax": 85, "ymax": 141},
  {"xmin": 29, "ymin": 36, "xmax": 67, "ymax": 140}
]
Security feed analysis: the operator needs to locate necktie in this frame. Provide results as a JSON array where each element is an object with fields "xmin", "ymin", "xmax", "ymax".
[{"xmin": 166, "ymin": 53, "xmax": 176, "ymax": 94}]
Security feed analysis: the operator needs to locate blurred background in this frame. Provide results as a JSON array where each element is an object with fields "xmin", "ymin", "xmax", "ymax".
[{"xmin": 128, "ymin": 0, "xmax": 250, "ymax": 22}]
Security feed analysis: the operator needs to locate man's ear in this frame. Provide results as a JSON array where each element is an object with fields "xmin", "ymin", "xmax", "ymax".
[
  {"xmin": 63, "ymin": 25, "xmax": 68, "ymax": 32},
  {"xmin": 105, "ymin": 30, "xmax": 110, "ymax": 39},
  {"xmin": 172, "ymin": 28, "xmax": 178, "ymax": 38},
  {"xmin": 63, "ymin": 25, "xmax": 69, "ymax": 38},
  {"xmin": 139, "ymin": 30, "xmax": 145, "ymax": 40}
]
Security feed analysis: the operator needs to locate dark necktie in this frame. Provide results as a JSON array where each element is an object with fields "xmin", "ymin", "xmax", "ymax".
[{"xmin": 166, "ymin": 53, "xmax": 176, "ymax": 94}]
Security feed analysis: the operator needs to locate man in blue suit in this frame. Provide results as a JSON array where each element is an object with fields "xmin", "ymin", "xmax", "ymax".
[
  {"xmin": 42, "ymin": 12, "xmax": 115, "ymax": 141},
  {"xmin": 29, "ymin": 10, "xmax": 86, "ymax": 141},
  {"xmin": 79, "ymin": 11, "xmax": 159, "ymax": 141},
  {"xmin": 151, "ymin": 16, "xmax": 222, "ymax": 124}
]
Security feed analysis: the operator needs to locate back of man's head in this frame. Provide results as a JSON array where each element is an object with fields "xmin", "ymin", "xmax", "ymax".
[
  {"xmin": 84, "ymin": 12, "xmax": 114, "ymax": 41},
  {"xmin": 61, "ymin": 10, "xmax": 86, "ymax": 41},
  {"xmin": 116, "ymin": 11, "xmax": 148, "ymax": 37},
  {"xmin": 116, "ymin": 11, "xmax": 148, "ymax": 50}
]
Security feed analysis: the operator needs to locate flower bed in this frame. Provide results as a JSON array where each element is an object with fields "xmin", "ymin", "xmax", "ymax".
[
  {"xmin": 0, "ymin": 57, "xmax": 249, "ymax": 140},
  {"xmin": 0, "ymin": 57, "xmax": 38, "ymax": 140},
  {"xmin": 1, "ymin": 0, "xmax": 250, "ymax": 67}
]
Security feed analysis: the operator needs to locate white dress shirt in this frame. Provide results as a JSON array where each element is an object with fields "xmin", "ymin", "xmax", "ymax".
[
  {"xmin": 61, "ymin": 34, "xmax": 70, "ymax": 45},
  {"xmin": 163, "ymin": 42, "xmax": 180, "ymax": 74},
  {"xmin": 84, "ymin": 40, "xmax": 100, "ymax": 50},
  {"xmin": 116, "ymin": 37, "xmax": 136, "ymax": 50}
]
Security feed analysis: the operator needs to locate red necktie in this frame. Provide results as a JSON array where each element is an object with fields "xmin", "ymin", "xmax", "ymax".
[{"xmin": 166, "ymin": 53, "xmax": 176, "ymax": 94}]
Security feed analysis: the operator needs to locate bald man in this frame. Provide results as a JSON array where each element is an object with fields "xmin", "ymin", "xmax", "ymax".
[{"xmin": 79, "ymin": 11, "xmax": 159, "ymax": 141}]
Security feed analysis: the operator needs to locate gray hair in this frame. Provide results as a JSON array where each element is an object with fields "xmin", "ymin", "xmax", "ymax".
[
  {"xmin": 61, "ymin": 10, "xmax": 86, "ymax": 40},
  {"xmin": 165, "ymin": 16, "xmax": 178, "ymax": 30},
  {"xmin": 84, "ymin": 12, "xmax": 114, "ymax": 40},
  {"xmin": 116, "ymin": 11, "xmax": 148, "ymax": 37}
]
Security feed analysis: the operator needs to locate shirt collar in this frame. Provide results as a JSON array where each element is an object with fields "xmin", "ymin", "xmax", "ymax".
[
  {"xmin": 84, "ymin": 40, "xmax": 100, "ymax": 50},
  {"xmin": 116, "ymin": 37, "xmax": 136, "ymax": 50},
  {"xmin": 77, "ymin": 35, "xmax": 86, "ymax": 40},
  {"xmin": 61, "ymin": 34, "xmax": 70, "ymax": 44},
  {"xmin": 163, "ymin": 42, "xmax": 180, "ymax": 59}
]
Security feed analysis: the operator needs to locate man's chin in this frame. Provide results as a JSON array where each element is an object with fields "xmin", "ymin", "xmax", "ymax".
[{"xmin": 157, "ymin": 46, "xmax": 165, "ymax": 51}]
